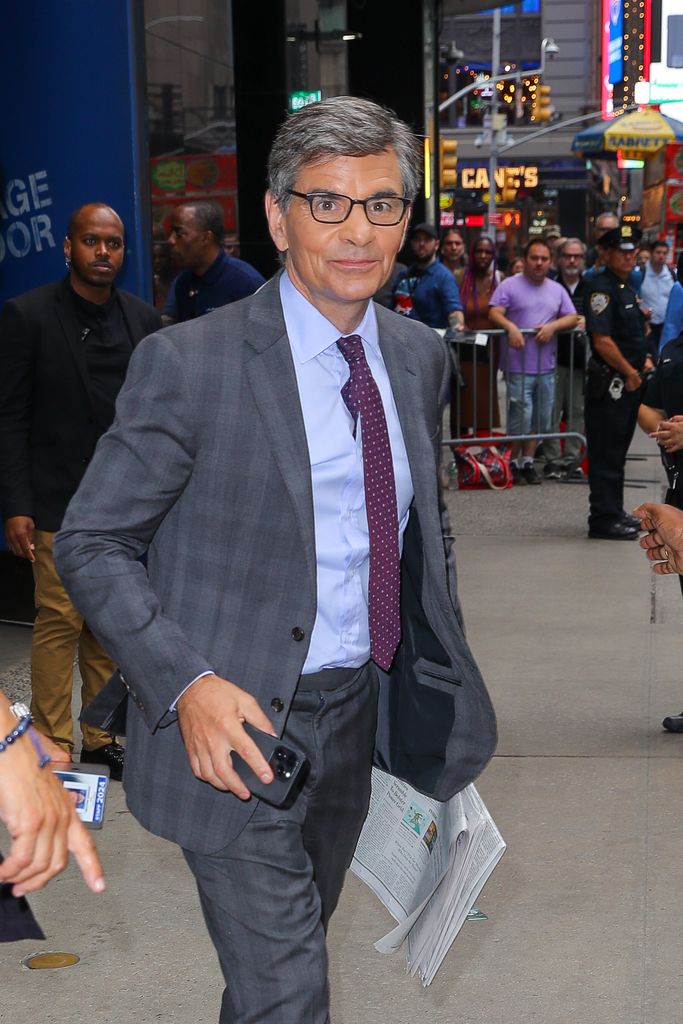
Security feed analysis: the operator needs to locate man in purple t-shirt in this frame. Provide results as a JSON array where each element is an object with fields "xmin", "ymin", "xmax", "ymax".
[{"xmin": 489, "ymin": 239, "xmax": 578, "ymax": 484}]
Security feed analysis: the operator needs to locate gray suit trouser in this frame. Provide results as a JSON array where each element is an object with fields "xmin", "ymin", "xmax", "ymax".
[{"xmin": 182, "ymin": 663, "xmax": 379, "ymax": 1024}]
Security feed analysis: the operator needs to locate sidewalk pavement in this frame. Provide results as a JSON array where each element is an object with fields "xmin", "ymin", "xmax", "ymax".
[{"xmin": 2, "ymin": 431, "xmax": 683, "ymax": 1024}]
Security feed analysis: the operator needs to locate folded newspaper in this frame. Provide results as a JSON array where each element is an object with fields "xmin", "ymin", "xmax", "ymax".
[{"xmin": 350, "ymin": 768, "xmax": 506, "ymax": 986}]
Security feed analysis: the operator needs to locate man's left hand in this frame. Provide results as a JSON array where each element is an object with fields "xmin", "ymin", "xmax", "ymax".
[{"xmin": 534, "ymin": 324, "xmax": 554, "ymax": 344}]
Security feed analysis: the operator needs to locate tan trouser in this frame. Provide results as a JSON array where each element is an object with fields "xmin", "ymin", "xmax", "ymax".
[{"xmin": 31, "ymin": 530, "xmax": 114, "ymax": 753}]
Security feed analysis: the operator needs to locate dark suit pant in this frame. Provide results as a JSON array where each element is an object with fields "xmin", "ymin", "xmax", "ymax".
[
  {"xmin": 183, "ymin": 664, "xmax": 378, "ymax": 1024},
  {"xmin": 585, "ymin": 387, "xmax": 641, "ymax": 530}
]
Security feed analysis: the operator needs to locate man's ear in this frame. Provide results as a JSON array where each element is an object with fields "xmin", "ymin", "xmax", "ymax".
[
  {"xmin": 63, "ymin": 235, "xmax": 71, "ymax": 262},
  {"xmin": 264, "ymin": 191, "xmax": 288, "ymax": 253}
]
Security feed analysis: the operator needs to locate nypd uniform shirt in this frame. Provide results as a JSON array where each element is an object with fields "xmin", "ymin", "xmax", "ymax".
[
  {"xmin": 643, "ymin": 335, "xmax": 683, "ymax": 419},
  {"xmin": 585, "ymin": 267, "xmax": 649, "ymax": 371}
]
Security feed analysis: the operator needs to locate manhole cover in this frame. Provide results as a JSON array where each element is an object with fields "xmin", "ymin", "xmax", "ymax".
[{"xmin": 22, "ymin": 951, "xmax": 80, "ymax": 970}]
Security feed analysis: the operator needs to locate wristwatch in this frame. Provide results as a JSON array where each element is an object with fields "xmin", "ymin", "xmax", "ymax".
[{"xmin": 8, "ymin": 701, "xmax": 31, "ymax": 720}]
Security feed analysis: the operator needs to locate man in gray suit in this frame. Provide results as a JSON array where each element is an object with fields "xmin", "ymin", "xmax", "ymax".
[{"xmin": 55, "ymin": 97, "xmax": 496, "ymax": 1023}]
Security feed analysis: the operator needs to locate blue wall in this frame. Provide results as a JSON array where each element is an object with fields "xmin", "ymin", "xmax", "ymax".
[{"xmin": 0, "ymin": 1, "xmax": 152, "ymax": 305}]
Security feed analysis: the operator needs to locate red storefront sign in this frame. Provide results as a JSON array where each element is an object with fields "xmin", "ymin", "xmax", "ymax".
[
  {"xmin": 150, "ymin": 154, "xmax": 237, "ymax": 195},
  {"xmin": 150, "ymin": 153, "xmax": 238, "ymax": 233},
  {"xmin": 665, "ymin": 183, "xmax": 683, "ymax": 221},
  {"xmin": 665, "ymin": 144, "xmax": 683, "ymax": 183}
]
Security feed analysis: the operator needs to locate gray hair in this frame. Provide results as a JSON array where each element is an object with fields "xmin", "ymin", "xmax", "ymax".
[
  {"xmin": 267, "ymin": 96, "xmax": 422, "ymax": 206},
  {"xmin": 558, "ymin": 237, "xmax": 586, "ymax": 257},
  {"xmin": 179, "ymin": 200, "xmax": 224, "ymax": 242},
  {"xmin": 595, "ymin": 211, "xmax": 618, "ymax": 233}
]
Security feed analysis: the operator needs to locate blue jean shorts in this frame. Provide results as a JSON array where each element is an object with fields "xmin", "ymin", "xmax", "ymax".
[{"xmin": 507, "ymin": 371, "xmax": 556, "ymax": 437}]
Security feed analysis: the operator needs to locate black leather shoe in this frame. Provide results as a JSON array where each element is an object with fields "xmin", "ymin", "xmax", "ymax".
[
  {"xmin": 81, "ymin": 741, "xmax": 125, "ymax": 781},
  {"xmin": 662, "ymin": 712, "xmax": 683, "ymax": 733},
  {"xmin": 588, "ymin": 522, "xmax": 638, "ymax": 540},
  {"xmin": 620, "ymin": 514, "xmax": 641, "ymax": 530}
]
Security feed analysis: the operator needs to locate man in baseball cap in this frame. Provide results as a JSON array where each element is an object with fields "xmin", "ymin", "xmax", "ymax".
[{"xmin": 391, "ymin": 222, "xmax": 463, "ymax": 329}]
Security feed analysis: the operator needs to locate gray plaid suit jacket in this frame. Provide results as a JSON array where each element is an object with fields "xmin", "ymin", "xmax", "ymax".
[{"xmin": 55, "ymin": 274, "xmax": 496, "ymax": 855}]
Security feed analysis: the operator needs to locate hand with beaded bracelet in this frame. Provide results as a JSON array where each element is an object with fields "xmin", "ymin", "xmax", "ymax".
[{"xmin": 0, "ymin": 692, "xmax": 105, "ymax": 897}]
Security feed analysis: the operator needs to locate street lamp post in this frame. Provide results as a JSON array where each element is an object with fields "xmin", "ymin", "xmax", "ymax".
[
  {"xmin": 486, "ymin": 8, "xmax": 502, "ymax": 236},
  {"xmin": 437, "ymin": 33, "xmax": 559, "ymax": 236}
]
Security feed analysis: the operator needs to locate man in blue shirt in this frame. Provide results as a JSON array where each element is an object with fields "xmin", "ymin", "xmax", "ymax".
[
  {"xmin": 164, "ymin": 200, "xmax": 265, "ymax": 323},
  {"xmin": 392, "ymin": 222, "xmax": 463, "ymax": 330}
]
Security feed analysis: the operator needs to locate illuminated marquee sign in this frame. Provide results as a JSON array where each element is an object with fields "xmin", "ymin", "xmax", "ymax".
[
  {"xmin": 608, "ymin": 0, "xmax": 623, "ymax": 84},
  {"xmin": 459, "ymin": 166, "xmax": 539, "ymax": 190}
]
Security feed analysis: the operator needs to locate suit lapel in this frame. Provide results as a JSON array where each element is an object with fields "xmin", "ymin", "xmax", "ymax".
[{"xmin": 243, "ymin": 279, "xmax": 317, "ymax": 591}]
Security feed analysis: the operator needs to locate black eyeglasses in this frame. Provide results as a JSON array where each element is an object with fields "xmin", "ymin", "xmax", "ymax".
[{"xmin": 286, "ymin": 190, "xmax": 411, "ymax": 226}]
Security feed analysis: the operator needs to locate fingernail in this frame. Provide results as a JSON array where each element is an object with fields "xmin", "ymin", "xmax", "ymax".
[{"xmin": 93, "ymin": 877, "xmax": 106, "ymax": 893}]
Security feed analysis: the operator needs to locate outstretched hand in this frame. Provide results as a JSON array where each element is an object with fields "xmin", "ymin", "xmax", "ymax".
[
  {"xmin": 632, "ymin": 502, "xmax": 683, "ymax": 576},
  {"xmin": 0, "ymin": 712, "xmax": 105, "ymax": 897}
]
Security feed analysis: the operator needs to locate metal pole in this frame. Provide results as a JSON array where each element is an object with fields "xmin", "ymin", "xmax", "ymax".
[
  {"xmin": 432, "ymin": 0, "xmax": 441, "ymax": 227},
  {"xmin": 498, "ymin": 104, "xmax": 636, "ymax": 153},
  {"xmin": 486, "ymin": 7, "xmax": 501, "ymax": 237}
]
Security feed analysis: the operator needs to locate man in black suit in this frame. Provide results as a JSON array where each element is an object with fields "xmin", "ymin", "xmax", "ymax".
[{"xmin": 0, "ymin": 203, "xmax": 161, "ymax": 777}]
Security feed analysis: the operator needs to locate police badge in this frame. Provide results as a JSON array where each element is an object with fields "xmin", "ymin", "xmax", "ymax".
[
  {"xmin": 590, "ymin": 292, "xmax": 610, "ymax": 315},
  {"xmin": 608, "ymin": 375, "xmax": 624, "ymax": 400}
]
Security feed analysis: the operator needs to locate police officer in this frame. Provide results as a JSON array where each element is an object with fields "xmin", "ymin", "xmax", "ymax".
[
  {"xmin": 638, "ymin": 331, "xmax": 683, "ymax": 729},
  {"xmin": 585, "ymin": 225, "xmax": 654, "ymax": 539}
]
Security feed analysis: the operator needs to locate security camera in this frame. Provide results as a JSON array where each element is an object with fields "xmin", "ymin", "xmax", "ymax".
[
  {"xmin": 543, "ymin": 37, "xmax": 560, "ymax": 58},
  {"xmin": 474, "ymin": 135, "xmax": 483, "ymax": 148}
]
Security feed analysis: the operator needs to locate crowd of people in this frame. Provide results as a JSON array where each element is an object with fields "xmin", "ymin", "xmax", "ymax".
[
  {"xmin": 379, "ymin": 215, "xmax": 683, "ymax": 542},
  {"xmin": 0, "ymin": 92, "xmax": 682, "ymax": 1023}
]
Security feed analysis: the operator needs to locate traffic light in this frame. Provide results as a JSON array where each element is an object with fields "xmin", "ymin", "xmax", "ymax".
[
  {"xmin": 501, "ymin": 169, "xmax": 516, "ymax": 204},
  {"xmin": 439, "ymin": 138, "xmax": 458, "ymax": 189},
  {"xmin": 535, "ymin": 84, "xmax": 553, "ymax": 122}
]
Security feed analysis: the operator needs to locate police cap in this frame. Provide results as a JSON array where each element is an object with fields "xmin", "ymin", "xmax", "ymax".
[{"xmin": 599, "ymin": 224, "xmax": 643, "ymax": 251}]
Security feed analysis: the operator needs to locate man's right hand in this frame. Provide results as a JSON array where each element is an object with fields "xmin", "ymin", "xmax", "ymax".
[
  {"xmin": 508, "ymin": 327, "xmax": 525, "ymax": 349},
  {"xmin": 0, "ymin": 714, "xmax": 105, "ymax": 897},
  {"xmin": 177, "ymin": 674, "xmax": 276, "ymax": 799},
  {"xmin": 624, "ymin": 369, "xmax": 643, "ymax": 393},
  {"xmin": 5, "ymin": 516, "xmax": 35, "ymax": 561}
]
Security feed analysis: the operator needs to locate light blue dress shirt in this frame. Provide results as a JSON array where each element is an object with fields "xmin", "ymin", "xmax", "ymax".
[{"xmin": 280, "ymin": 271, "xmax": 414, "ymax": 673}]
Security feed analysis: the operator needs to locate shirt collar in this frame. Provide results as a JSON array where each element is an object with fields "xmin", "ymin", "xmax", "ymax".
[
  {"xmin": 69, "ymin": 281, "xmax": 118, "ymax": 318},
  {"xmin": 195, "ymin": 249, "xmax": 226, "ymax": 285},
  {"xmin": 279, "ymin": 270, "xmax": 379, "ymax": 364}
]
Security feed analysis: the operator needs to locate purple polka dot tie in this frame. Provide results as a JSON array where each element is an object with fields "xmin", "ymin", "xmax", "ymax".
[{"xmin": 337, "ymin": 335, "xmax": 401, "ymax": 671}]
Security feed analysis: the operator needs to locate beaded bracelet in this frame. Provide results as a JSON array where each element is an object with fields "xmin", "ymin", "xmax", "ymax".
[
  {"xmin": 0, "ymin": 714, "xmax": 32, "ymax": 753},
  {"xmin": 28, "ymin": 727, "xmax": 52, "ymax": 769}
]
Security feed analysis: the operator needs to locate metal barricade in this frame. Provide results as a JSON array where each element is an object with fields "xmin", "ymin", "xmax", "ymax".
[{"xmin": 441, "ymin": 326, "xmax": 588, "ymax": 473}]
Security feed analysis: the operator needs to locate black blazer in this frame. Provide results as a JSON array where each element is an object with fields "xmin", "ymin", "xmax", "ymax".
[{"xmin": 0, "ymin": 276, "xmax": 161, "ymax": 531}]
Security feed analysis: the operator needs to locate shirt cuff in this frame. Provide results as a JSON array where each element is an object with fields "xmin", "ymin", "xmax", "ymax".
[{"xmin": 170, "ymin": 670, "xmax": 214, "ymax": 711}]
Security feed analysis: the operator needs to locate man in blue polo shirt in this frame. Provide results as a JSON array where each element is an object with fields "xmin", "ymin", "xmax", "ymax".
[
  {"xmin": 391, "ymin": 222, "xmax": 463, "ymax": 330},
  {"xmin": 164, "ymin": 200, "xmax": 265, "ymax": 324}
]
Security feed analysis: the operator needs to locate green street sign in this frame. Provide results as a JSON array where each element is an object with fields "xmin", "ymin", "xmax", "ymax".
[{"xmin": 289, "ymin": 90, "xmax": 322, "ymax": 112}]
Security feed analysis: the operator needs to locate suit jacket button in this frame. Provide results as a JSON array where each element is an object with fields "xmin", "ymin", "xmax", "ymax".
[
  {"xmin": 80, "ymin": 457, "xmax": 90, "ymax": 465},
  {"xmin": 291, "ymin": 626, "xmax": 305, "ymax": 641},
  {"xmin": 270, "ymin": 697, "xmax": 284, "ymax": 713}
]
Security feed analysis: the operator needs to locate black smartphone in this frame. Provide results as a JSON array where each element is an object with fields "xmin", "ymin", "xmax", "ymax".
[{"xmin": 231, "ymin": 722, "xmax": 308, "ymax": 807}]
